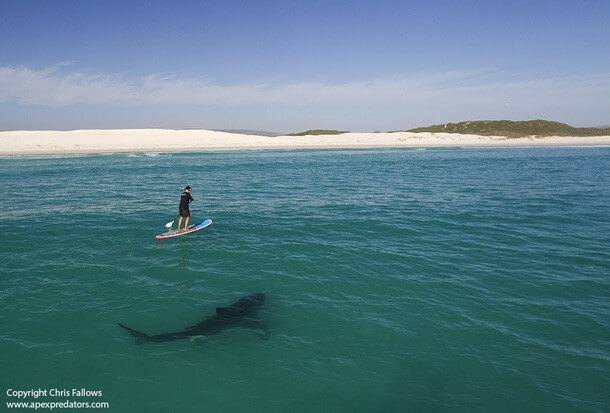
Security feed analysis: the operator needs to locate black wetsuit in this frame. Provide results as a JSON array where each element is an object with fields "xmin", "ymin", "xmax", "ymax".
[{"xmin": 179, "ymin": 191, "xmax": 194, "ymax": 217}]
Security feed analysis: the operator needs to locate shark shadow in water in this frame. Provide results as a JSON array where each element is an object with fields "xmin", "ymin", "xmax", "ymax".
[{"xmin": 118, "ymin": 292, "xmax": 269, "ymax": 344}]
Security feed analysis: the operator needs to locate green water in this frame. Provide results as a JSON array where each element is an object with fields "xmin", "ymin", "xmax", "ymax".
[{"xmin": 1, "ymin": 148, "xmax": 609, "ymax": 412}]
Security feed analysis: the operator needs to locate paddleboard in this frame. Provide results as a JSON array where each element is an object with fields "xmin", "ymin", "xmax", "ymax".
[{"xmin": 155, "ymin": 219, "xmax": 213, "ymax": 240}]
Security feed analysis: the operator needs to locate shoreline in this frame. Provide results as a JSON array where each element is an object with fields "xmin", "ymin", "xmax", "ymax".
[
  {"xmin": 2, "ymin": 143, "xmax": 609, "ymax": 157},
  {"xmin": 1, "ymin": 129, "xmax": 609, "ymax": 156}
]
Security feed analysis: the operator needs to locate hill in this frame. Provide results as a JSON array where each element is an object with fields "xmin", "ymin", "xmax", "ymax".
[
  {"xmin": 287, "ymin": 129, "xmax": 349, "ymax": 136},
  {"xmin": 406, "ymin": 120, "xmax": 610, "ymax": 138}
]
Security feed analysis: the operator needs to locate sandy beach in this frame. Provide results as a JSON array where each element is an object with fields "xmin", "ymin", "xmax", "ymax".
[{"xmin": 0, "ymin": 129, "xmax": 609, "ymax": 155}]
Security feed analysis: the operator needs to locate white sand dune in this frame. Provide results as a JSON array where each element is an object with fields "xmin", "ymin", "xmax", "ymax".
[{"xmin": 0, "ymin": 129, "xmax": 609, "ymax": 155}]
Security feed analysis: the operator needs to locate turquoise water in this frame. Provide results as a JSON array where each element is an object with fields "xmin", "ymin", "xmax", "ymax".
[{"xmin": 1, "ymin": 147, "xmax": 609, "ymax": 412}]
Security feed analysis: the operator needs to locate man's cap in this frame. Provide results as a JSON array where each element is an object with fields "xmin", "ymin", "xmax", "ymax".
[{"xmin": 184, "ymin": 186, "xmax": 191, "ymax": 190}]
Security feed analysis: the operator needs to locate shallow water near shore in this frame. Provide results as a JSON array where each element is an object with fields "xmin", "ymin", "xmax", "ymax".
[{"xmin": 1, "ymin": 147, "xmax": 609, "ymax": 412}]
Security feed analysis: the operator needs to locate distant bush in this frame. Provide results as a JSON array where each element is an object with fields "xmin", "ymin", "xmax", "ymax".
[
  {"xmin": 404, "ymin": 120, "xmax": 610, "ymax": 138},
  {"xmin": 287, "ymin": 130, "xmax": 349, "ymax": 136}
]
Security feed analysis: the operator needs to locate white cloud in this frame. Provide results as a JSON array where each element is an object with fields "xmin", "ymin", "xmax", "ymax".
[
  {"xmin": 0, "ymin": 65, "xmax": 608, "ymax": 127},
  {"xmin": 0, "ymin": 66, "xmax": 134, "ymax": 106}
]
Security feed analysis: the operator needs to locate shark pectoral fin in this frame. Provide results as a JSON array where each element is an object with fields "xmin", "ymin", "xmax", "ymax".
[
  {"xmin": 259, "ymin": 323, "xmax": 271, "ymax": 340},
  {"xmin": 242, "ymin": 318, "xmax": 270, "ymax": 340},
  {"xmin": 117, "ymin": 323, "xmax": 151, "ymax": 345}
]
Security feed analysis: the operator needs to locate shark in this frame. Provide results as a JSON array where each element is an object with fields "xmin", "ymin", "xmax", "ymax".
[{"xmin": 118, "ymin": 292, "xmax": 269, "ymax": 344}]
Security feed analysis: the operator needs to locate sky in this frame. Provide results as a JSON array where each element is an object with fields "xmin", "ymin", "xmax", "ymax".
[{"xmin": 0, "ymin": 0, "xmax": 609, "ymax": 132}]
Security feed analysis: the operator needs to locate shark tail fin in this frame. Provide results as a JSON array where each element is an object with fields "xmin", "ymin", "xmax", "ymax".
[{"xmin": 118, "ymin": 322, "xmax": 150, "ymax": 345}]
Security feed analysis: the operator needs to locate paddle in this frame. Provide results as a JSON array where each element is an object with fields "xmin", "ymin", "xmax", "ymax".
[{"xmin": 165, "ymin": 214, "xmax": 179, "ymax": 228}]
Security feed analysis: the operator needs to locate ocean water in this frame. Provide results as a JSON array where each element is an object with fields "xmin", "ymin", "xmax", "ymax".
[{"xmin": 0, "ymin": 147, "xmax": 608, "ymax": 412}]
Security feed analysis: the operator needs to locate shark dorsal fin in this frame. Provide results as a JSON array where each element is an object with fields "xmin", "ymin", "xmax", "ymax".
[{"xmin": 216, "ymin": 307, "xmax": 227, "ymax": 316}]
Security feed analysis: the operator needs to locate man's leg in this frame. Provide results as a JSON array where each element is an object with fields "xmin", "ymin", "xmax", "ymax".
[
  {"xmin": 184, "ymin": 216, "xmax": 190, "ymax": 229},
  {"xmin": 177, "ymin": 216, "xmax": 183, "ymax": 230}
]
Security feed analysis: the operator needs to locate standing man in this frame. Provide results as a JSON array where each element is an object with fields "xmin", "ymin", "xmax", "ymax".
[{"xmin": 178, "ymin": 186, "xmax": 194, "ymax": 231}]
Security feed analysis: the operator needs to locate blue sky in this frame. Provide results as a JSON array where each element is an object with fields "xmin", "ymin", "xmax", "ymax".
[{"xmin": 1, "ymin": 0, "xmax": 609, "ymax": 131}]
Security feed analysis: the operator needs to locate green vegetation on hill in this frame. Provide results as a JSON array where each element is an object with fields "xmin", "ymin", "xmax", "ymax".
[
  {"xmin": 287, "ymin": 129, "xmax": 349, "ymax": 136},
  {"xmin": 405, "ymin": 120, "xmax": 610, "ymax": 138}
]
